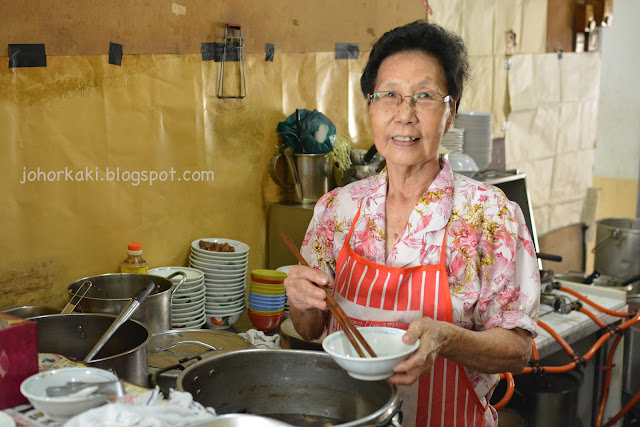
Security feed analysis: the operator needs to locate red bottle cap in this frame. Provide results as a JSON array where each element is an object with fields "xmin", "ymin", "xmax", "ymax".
[{"xmin": 128, "ymin": 242, "xmax": 142, "ymax": 251}]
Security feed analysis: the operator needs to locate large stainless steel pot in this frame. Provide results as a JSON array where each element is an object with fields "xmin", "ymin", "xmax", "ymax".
[
  {"xmin": 149, "ymin": 329, "xmax": 255, "ymax": 392},
  {"xmin": 67, "ymin": 272, "xmax": 186, "ymax": 334},
  {"xmin": 516, "ymin": 372, "xmax": 581, "ymax": 427},
  {"xmin": 29, "ymin": 313, "xmax": 150, "ymax": 386},
  {"xmin": 1, "ymin": 305, "xmax": 59, "ymax": 318},
  {"xmin": 593, "ymin": 218, "xmax": 640, "ymax": 280},
  {"xmin": 177, "ymin": 349, "xmax": 401, "ymax": 427}
]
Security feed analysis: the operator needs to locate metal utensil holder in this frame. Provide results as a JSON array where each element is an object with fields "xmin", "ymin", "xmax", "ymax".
[{"xmin": 217, "ymin": 24, "xmax": 246, "ymax": 99}]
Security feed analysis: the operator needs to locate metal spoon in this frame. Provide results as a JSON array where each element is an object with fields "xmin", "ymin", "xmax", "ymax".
[
  {"xmin": 46, "ymin": 380, "xmax": 125, "ymax": 398},
  {"xmin": 84, "ymin": 282, "xmax": 155, "ymax": 362}
]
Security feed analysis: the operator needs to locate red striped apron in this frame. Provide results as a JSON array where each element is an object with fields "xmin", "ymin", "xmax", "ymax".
[{"xmin": 328, "ymin": 207, "xmax": 488, "ymax": 427}]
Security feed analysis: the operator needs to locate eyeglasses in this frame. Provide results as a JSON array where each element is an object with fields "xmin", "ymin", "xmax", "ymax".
[{"xmin": 368, "ymin": 91, "xmax": 452, "ymax": 110}]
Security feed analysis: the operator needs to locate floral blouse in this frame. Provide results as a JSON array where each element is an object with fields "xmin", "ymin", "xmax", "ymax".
[{"xmin": 301, "ymin": 156, "xmax": 541, "ymax": 402}]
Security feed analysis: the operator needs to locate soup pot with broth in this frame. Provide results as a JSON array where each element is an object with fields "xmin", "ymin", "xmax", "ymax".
[{"xmin": 177, "ymin": 349, "xmax": 402, "ymax": 426}]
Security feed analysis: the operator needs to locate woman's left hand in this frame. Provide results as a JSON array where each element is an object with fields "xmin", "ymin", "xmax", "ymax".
[
  {"xmin": 388, "ymin": 318, "xmax": 533, "ymax": 385},
  {"xmin": 387, "ymin": 317, "xmax": 448, "ymax": 385}
]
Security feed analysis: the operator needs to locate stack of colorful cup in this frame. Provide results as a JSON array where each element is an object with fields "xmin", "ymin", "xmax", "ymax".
[{"xmin": 248, "ymin": 269, "xmax": 287, "ymax": 333}]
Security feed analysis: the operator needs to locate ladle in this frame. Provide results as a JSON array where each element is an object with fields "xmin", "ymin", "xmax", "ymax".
[{"xmin": 84, "ymin": 282, "xmax": 155, "ymax": 363}]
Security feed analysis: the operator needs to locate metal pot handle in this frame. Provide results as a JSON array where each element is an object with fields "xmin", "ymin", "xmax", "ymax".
[
  {"xmin": 158, "ymin": 340, "xmax": 223, "ymax": 352},
  {"xmin": 166, "ymin": 271, "xmax": 187, "ymax": 295},
  {"xmin": 150, "ymin": 349, "xmax": 214, "ymax": 396},
  {"xmin": 591, "ymin": 228, "xmax": 622, "ymax": 253},
  {"xmin": 61, "ymin": 281, "xmax": 93, "ymax": 314},
  {"xmin": 268, "ymin": 152, "xmax": 293, "ymax": 188}
]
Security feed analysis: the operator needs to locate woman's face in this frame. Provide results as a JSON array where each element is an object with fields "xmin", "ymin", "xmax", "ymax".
[{"xmin": 369, "ymin": 50, "xmax": 455, "ymax": 170}]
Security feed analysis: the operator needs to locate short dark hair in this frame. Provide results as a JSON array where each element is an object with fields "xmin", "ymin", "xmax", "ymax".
[{"xmin": 360, "ymin": 21, "xmax": 469, "ymax": 105}]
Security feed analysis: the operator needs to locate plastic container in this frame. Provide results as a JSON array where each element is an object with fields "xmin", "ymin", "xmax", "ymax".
[{"xmin": 120, "ymin": 242, "xmax": 148, "ymax": 274}]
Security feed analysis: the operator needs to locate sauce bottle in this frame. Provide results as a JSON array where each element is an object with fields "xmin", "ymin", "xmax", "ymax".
[{"xmin": 120, "ymin": 242, "xmax": 148, "ymax": 273}]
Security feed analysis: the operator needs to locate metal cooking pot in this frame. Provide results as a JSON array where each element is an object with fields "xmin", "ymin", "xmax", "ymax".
[
  {"xmin": 177, "ymin": 349, "xmax": 402, "ymax": 427},
  {"xmin": 593, "ymin": 218, "xmax": 640, "ymax": 280},
  {"xmin": 29, "ymin": 313, "xmax": 150, "ymax": 386},
  {"xmin": 516, "ymin": 372, "xmax": 581, "ymax": 427},
  {"xmin": 67, "ymin": 272, "xmax": 186, "ymax": 334},
  {"xmin": 148, "ymin": 329, "xmax": 255, "ymax": 392}
]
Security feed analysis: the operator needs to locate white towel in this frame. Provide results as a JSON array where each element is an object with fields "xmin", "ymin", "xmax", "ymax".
[
  {"xmin": 239, "ymin": 329, "xmax": 281, "ymax": 349},
  {"xmin": 64, "ymin": 387, "xmax": 216, "ymax": 427}
]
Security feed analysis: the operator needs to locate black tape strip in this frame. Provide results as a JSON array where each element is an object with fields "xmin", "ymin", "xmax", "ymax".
[
  {"xmin": 335, "ymin": 43, "xmax": 359, "ymax": 60},
  {"xmin": 8, "ymin": 44, "xmax": 46, "ymax": 68},
  {"xmin": 265, "ymin": 43, "xmax": 274, "ymax": 62},
  {"xmin": 201, "ymin": 42, "xmax": 241, "ymax": 62},
  {"xmin": 108, "ymin": 42, "xmax": 123, "ymax": 66}
]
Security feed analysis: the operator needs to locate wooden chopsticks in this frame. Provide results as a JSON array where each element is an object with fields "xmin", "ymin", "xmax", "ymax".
[{"xmin": 280, "ymin": 232, "xmax": 377, "ymax": 358}]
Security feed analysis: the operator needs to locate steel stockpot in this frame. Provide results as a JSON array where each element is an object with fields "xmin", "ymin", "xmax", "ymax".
[
  {"xmin": 593, "ymin": 217, "xmax": 640, "ymax": 280},
  {"xmin": 67, "ymin": 272, "xmax": 186, "ymax": 334},
  {"xmin": 177, "ymin": 349, "xmax": 402, "ymax": 427},
  {"xmin": 29, "ymin": 313, "xmax": 150, "ymax": 386}
]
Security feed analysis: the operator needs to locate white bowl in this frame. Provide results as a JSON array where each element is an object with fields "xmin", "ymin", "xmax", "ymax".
[
  {"xmin": 191, "ymin": 238, "xmax": 250, "ymax": 256},
  {"xmin": 322, "ymin": 327, "xmax": 420, "ymax": 381},
  {"xmin": 204, "ymin": 288, "xmax": 246, "ymax": 297},
  {"xmin": 190, "ymin": 250, "xmax": 249, "ymax": 263},
  {"xmin": 199, "ymin": 267, "xmax": 248, "ymax": 278},
  {"xmin": 204, "ymin": 302, "xmax": 246, "ymax": 315},
  {"xmin": 204, "ymin": 309, "xmax": 244, "ymax": 329},
  {"xmin": 20, "ymin": 367, "xmax": 118, "ymax": 420},
  {"xmin": 149, "ymin": 266, "xmax": 204, "ymax": 282},
  {"xmin": 204, "ymin": 281, "xmax": 246, "ymax": 290},
  {"xmin": 172, "ymin": 301, "xmax": 205, "ymax": 315},
  {"xmin": 447, "ymin": 152, "xmax": 479, "ymax": 172},
  {"xmin": 275, "ymin": 265, "xmax": 295, "ymax": 275}
]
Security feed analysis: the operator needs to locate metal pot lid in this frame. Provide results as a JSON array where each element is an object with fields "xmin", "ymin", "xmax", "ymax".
[{"xmin": 149, "ymin": 329, "xmax": 254, "ymax": 369}]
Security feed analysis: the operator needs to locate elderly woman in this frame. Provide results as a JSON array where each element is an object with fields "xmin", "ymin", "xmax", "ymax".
[{"xmin": 284, "ymin": 21, "xmax": 540, "ymax": 427}]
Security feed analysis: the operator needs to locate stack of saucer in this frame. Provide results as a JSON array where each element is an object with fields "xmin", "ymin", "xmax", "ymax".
[
  {"xmin": 189, "ymin": 238, "xmax": 249, "ymax": 329},
  {"xmin": 454, "ymin": 111, "xmax": 493, "ymax": 171},
  {"xmin": 149, "ymin": 266, "xmax": 206, "ymax": 330},
  {"xmin": 441, "ymin": 128, "xmax": 465, "ymax": 154}
]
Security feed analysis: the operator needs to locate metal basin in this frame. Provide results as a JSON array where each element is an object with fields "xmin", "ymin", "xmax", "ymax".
[{"xmin": 29, "ymin": 313, "xmax": 150, "ymax": 386}]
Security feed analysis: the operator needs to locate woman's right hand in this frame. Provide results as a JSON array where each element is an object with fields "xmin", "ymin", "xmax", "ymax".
[{"xmin": 284, "ymin": 265, "xmax": 333, "ymax": 312}]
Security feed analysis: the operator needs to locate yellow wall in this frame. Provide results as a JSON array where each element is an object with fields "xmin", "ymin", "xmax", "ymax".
[
  {"xmin": 1, "ymin": 3, "xmax": 432, "ymax": 320},
  {"xmin": 0, "ymin": 51, "xmax": 378, "ymax": 314}
]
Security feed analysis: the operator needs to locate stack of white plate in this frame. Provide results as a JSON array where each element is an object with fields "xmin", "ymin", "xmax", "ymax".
[
  {"xmin": 441, "ymin": 128, "xmax": 465, "ymax": 154},
  {"xmin": 149, "ymin": 266, "xmax": 206, "ymax": 330},
  {"xmin": 453, "ymin": 111, "xmax": 493, "ymax": 171},
  {"xmin": 189, "ymin": 238, "xmax": 249, "ymax": 329}
]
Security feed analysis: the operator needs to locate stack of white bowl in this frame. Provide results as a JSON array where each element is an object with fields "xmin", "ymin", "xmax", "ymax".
[
  {"xmin": 441, "ymin": 127, "xmax": 465, "ymax": 154},
  {"xmin": 189, "ymin": 238, "xmax": 249, "ymax": 329},
  {"xmin": 453, "ymin": 111, "xmax": 493, "ymax": 171},
  {"xmin": 149, "ymin": 266, "xmax": 206, "ymax": 329},
  {"xmin": 276, "ymin": 265, "xmax": 295, "ymax": 317}
]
